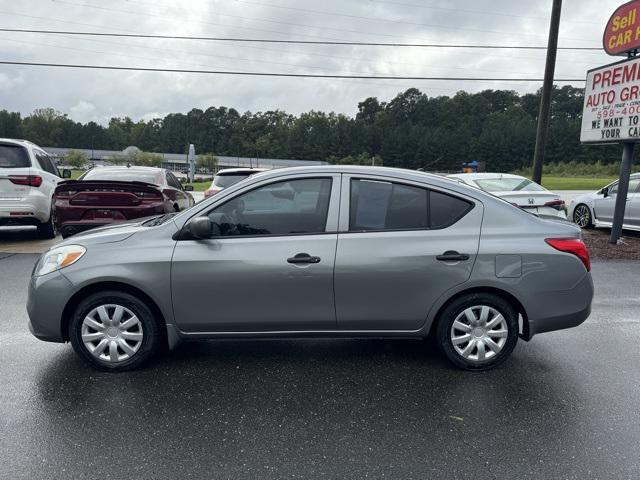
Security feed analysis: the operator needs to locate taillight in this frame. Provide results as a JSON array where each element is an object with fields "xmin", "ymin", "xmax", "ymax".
[
  {"xmin": 544, "ymin": 199, "xmax": 566, "ymax": 211},
  {"xmin": 9, "ymin": 175, "xmax": 43, "ymax": 187},
  {"xmin": 545, "ymin": 238, "xmax": 591, "ymax": 272}
]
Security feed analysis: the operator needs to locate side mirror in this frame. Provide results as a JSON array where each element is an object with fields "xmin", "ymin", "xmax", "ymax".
[
  {"xmin": 189, "ymin": 217, "xmax": 213, "ymax": 239},
  {"xmin": 601, "ymin": 187, "xmax": 609, "ymax": 198},
  {"xmin": 183, "ymin": 185, "xmax": 194, "ymax": 192},
  {"xmin": 62, "ymin": 169, "xmax": 71, "ymax": 179}
]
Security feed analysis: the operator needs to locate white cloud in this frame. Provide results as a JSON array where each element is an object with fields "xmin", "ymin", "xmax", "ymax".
[{"xmin": 0, "ymin": 0, "xmax": 618, "ymax": 123}]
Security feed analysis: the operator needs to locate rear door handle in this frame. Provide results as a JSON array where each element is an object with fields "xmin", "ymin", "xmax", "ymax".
[
  {"xmin": 287, "ymin": 253, "xmax": 321, "ymax": 264},
  {"xmin": 436, "ymin": 251, "xmax": 470, "ymax": 262}
]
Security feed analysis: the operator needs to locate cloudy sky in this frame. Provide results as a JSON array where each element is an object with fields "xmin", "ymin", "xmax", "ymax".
[{"xmin": 0, "ymin": 0, "xmax": 622, "ymax": 124}]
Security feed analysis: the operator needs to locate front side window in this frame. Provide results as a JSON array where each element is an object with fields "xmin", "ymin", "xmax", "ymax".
[
  {"xmin": 207, "ymin": 178, "xmax": 332, "ymax": 237},
  {"xmin": 349, "ymin": 179, "xmax": 472, "ymax": 232}
]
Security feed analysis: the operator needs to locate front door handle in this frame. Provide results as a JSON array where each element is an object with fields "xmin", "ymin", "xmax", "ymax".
[
  {"xmin": 436, "ymin": 251, "xmax": 470, "ymax": 262},
  {"xmin": 287, "ymin": 253, "xmax": 321, "ymax": 264}
]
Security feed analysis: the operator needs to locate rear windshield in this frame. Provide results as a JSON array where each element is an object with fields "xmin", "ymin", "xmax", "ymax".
[
  {"xmin": 474, "ymin": 178, "xmax": 546, "ymax": 192},
  {"xmin": 213, "ymin": 173, "xmax": 251, "ymax": 188},
  {"xmin": 0, "ymin": 144, "xmax": 31, "ymax": 168},
  {"xmin": 80, "ymin": 169, "xmax": 162, "ymax": 185}
]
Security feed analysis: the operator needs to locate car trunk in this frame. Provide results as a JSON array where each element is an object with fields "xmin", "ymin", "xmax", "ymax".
[
  {"xmin": 56, "ymin": 180, "xmax": 162, "ymax": 204},
  {"xmin": 492, "ymin": 191, "xmax": 562, "ymax": 208}
]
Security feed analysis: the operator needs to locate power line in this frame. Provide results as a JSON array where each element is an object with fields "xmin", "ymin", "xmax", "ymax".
[
  {"xmin": 0, "ymin": 28, "xmax": 603, "ymax": 50},
  {"xmin": 0, "ymin": 60, "xmax": 586, "ymax": 81}
]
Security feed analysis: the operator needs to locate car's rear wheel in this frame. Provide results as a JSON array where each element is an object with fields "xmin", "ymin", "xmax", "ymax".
[
  {"xmin": 69, "ymin": 291, "xmax": 162, "ymax": 371},
  {"xmin": 436, "ymin": 293, "xmax": 519, "ymax": 371},
  {"xmin": 37, "ymin": 205, "xmax": 57, "ymax": 239},
  {"xmin": 573, "ymin": 204, "xmax": 593, "ymax": 229}
]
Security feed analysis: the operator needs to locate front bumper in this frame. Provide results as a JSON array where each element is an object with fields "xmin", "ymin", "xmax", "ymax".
[{"xmin": 27, "ymin": 270, "xmax": 74, "ymax": 343}]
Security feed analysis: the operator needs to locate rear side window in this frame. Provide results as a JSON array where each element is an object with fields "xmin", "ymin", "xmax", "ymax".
[
  {"xmin": 0, "ymin": 144, "xmax": 30, "ymax": 168},
  {"xmin": 429, "ymin": 190, "xmax": 473, "ymax": 229},
  {"xmin": 349, "ymin": 179, "xmax": 472, "ymax": 232}
]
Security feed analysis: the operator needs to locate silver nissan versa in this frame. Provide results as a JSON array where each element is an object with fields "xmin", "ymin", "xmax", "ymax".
[{"xmin": 27, "ymin": 166, "xmax": 594, "ymax": 371}]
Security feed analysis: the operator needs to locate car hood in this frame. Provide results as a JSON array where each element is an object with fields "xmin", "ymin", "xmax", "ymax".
[{"xmin": 55, "ymin": 216, "xmax": 159, "ymax": 247}]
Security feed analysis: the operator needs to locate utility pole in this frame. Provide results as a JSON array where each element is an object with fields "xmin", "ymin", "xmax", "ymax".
[{"xmin": 532, "ymin": 0, "xmax": 562, "ymax": 185}]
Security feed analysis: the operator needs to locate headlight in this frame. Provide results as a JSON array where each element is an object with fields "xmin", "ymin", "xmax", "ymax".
[{"xmin": 35, "ymin": 245, "xmax": 86, "ymax": 276}]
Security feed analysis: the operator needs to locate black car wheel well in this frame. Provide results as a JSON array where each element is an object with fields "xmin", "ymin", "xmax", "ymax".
[
  {"xmin": 61, "ymin": 281, "xmax": 168, "ymax": 346},
  {"xmin": 429, "ymin": 287, "xmax": 529, "ymax": 340}
]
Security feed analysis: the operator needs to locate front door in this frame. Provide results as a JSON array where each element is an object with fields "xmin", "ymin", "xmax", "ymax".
[
  {"xmin": 334, "ymin": 176, "xmax": 482, "ymax": 331},
  {"xmin": 171, "ymin": 175, "xmax": 341, "ymax": 332}
]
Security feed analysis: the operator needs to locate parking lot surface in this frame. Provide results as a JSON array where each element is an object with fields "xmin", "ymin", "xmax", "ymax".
[{"xmin": 0, "ymin": 254, "xmax": 638, "ymax": 479}]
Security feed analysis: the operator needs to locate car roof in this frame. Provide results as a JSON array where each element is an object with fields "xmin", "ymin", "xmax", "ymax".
[
  {"xmin": 89, "ymin": 165, "xmax": 164, "ymax": 173},
  {"xmin": 216, "ymin": 168, "xmax": 268, "ymax": 175},
  {"xmin": 447, "ymin": 173, "xmax": 524, "ymax": 180}
]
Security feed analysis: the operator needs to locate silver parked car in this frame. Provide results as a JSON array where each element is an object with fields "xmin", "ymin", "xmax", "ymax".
[
  {"xmin": 448, "ymin": 173, "xmax": 567, "ymax": 219},
  {"xmin": 568, "ymin": 173, "xmax": 640, "ymax": 231},
  {"xmin": 27, "ymin": 166, "xmax": 594, "ymax": 372}
]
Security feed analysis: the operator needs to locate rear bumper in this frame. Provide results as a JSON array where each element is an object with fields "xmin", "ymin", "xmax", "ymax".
[
  {"xmin": 523, "ymin": 272, "xmax": 594, "ymax": 340},
  {"xmin": 0, "ymin": 198, "xmax": 50, "ymax": 224},
  {"xmin": 58, "ymin": 222, "xmax": 109, "ymax": 238}
]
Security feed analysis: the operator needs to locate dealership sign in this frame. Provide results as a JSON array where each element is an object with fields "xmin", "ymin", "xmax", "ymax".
[
  {"xmin": 604, "ymin": 0, "xmax": 640, "ymax": 55},
  {"xmin": 580, "ymin": 57, "xmax": 640, "ymax": 143}
]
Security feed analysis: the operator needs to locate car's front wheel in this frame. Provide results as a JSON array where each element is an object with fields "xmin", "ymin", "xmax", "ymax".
[
  {"xmin": 573, "ymin": 204, "xmax": 593, "ymax": 229},
  {"xmin": 69, "ymin": 291, "xmax": 162, "ymax": 371},
  {"xmin": 436, "ymin": 293, "xmax": 519, "ymax": 371}
]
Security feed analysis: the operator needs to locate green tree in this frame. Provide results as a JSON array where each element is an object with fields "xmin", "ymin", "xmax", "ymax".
[
  {"xmin": 197, "ymin": 153, "xmax": 218, "ymax": 173},
  {"xmin": 63, "ymin": 149, "xmax": 88, "ymax": 169}
]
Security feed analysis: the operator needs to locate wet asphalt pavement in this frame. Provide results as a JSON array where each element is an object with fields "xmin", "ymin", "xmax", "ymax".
[{"xmin": 1, "ymin": 254, "xmax": 639, "ymax": 480}]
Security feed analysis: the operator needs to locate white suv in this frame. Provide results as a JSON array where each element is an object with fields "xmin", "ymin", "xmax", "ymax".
[{"xmin": 0, "ymin": 139, "xmax": 63, "ymax": 238}]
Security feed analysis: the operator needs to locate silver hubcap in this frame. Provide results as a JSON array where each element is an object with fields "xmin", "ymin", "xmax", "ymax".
[
  {"xmin": 574, "ymin": 205, "xmax": 591, "ymax": 228},
  {"xmin": 81, "ymin": 304, "xmax": 143, "ymax": 363},
  {"xmin": 450, "ymin": 305, "xmax": 508, "ymax": 362}
]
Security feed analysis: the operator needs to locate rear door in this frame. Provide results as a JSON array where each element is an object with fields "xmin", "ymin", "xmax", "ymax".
[
  {"xmin": 0, "ymin": 143, "xmax": 32, "ymax": 201},
  {"xmin": 33, "ymin": 149, "xmax": 61, "ymax": 202},
  {"xmin": 334, "ymin": 175, "xmax": 482, "ymax": 331}
]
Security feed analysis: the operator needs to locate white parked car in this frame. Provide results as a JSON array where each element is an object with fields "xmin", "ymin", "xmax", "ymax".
[
  {"xmin": 204, "ymin": 168, "xmax": 266, "ymax": 198},
  {"xmin": 0, "ymin": 139, "xmax": 62, "ymax": 238},
  {"xmin": 448, "ymin": 173, "xmax": 566, "ymax": 219},
  {"xmin": 568, "ymin": 173, "xmax": 640, "ymax": 231}
]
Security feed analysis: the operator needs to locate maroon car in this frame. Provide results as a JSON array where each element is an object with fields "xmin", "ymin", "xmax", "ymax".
[{"xmin": 54, "ymin": 166, "xmax": 194, "ymax": 238}]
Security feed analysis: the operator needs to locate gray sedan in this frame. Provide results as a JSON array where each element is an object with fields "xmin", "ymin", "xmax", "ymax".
[
  {"xmin": 568, "ymin": 173, "xmax": 640, "ymax": 231},
  {"xmin": 27, "ymin": 166, "xmax": 594, "ymax": 371}
]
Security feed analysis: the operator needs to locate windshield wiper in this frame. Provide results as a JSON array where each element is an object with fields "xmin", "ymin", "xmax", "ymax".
[{"xmin": 143, "ymin": 213, "xmax": 176, "ymax": 227}]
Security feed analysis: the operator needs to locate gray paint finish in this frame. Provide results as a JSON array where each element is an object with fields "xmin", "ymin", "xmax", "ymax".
[{"xmin": 26, "ymin": 166, "xmax": 593, "ymax": 352}]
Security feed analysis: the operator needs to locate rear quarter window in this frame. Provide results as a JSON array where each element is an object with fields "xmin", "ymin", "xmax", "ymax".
[
  {"xmin": 0, "ymin": 145, "xmax": 31, "ymax": 168},
  {"xmin": 429, "ymin": 190, "xmax": 473, "ymax": 229}
]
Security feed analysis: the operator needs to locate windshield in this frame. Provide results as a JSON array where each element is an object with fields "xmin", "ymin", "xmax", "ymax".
[
  {"xmin": 213, "ymin": 174, "xmax": 251, "ymax": 188},
  {"xmin": 80, "ymin": 169, "xmax": 162, "ymax": 185},
  {"xmin": 474, "ymin": 178, "xmax": 546, "ymax": 192}
]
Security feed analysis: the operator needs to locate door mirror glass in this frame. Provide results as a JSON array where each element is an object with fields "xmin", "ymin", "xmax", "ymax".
[
  {"xmin": 188, "ymin": 216, "xmax": 214, "ymax": 239},
  {"xmin": 601, "ymin": 187, "xmax": 609, "ymax": 197},
  {"xmin": 62, "ymin": 169, "xmax": 72, "ymax": 179},
  {"xmin": 183, "ymin": 184, "xmax": 194, "ymax": 192}
]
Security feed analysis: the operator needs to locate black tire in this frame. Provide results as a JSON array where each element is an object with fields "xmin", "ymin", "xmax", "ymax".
[
  {"xmin": 436, "ymin": 293, "xmax": 519, "ymax": 371},
  {"xmin": 69, "ymin": 291, "xmax": 162, "ymax": 371},
  {"xmin": 573, "ymin": 204, "xmax": 594, "ymax": 229},
  {"xmin": 37, "ymin": 205, "xmax": 57, "ymax": 239}
]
